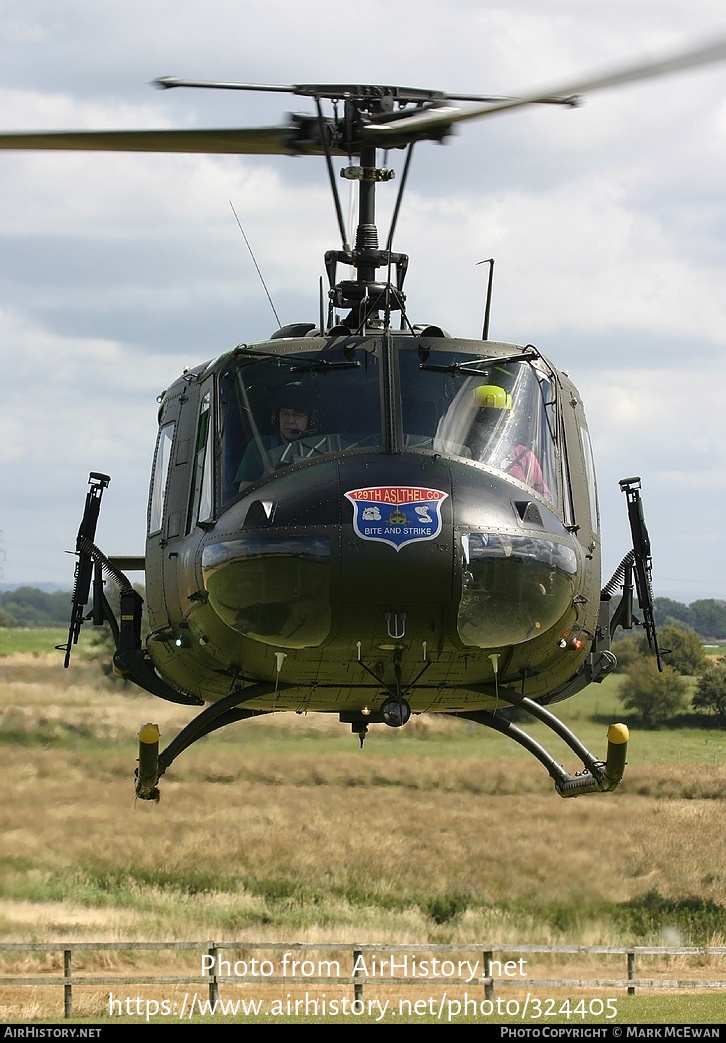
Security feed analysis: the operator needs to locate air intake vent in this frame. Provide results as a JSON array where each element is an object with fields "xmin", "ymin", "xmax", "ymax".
[{"xmin": 513, "ymin": 500, "xmax": 543, "ymax": 526}]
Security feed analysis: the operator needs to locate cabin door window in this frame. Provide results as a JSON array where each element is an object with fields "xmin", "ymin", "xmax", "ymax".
[{"xmin": 148, "ymin": 422, "xmax": 175, "ymax": 535}]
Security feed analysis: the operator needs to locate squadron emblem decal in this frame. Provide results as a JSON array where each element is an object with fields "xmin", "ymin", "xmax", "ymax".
[{"xmin": 345, "ymin": 486, "xmax": 448, "ymax": 551}]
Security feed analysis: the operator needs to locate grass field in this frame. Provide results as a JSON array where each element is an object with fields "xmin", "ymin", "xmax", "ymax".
[
  {"xmin": 0, "ymin": 639, "xmax": 724, "ymax": 1023},
  {"xmin": 0, "ymin": 629, "xmax": 74, "ymax": 657}
]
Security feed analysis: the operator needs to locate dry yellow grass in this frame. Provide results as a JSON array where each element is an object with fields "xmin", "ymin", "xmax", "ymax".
[{"xmin": 1, "ymin": 653, "xmax": 725, "ymax": 950}]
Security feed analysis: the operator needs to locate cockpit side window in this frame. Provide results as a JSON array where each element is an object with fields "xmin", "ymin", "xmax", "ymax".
[
  {"xmin": 579, "ymin": 424, "xmax": 599, "ymax": 534},
  {"xmin": 148, "ymin": 422, "xmax": 175, "ymax": 535},
  {"xmin": 559, "ymin": 408, "xmax": 576, "ymax": 529},
  {"xmin": 187, "ymin": 389, "xmax": 213, "ymax": 531}
]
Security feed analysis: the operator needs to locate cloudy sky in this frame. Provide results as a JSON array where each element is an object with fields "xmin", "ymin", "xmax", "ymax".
[{"xmin": 0, "ymin": 0, "xmax": 724, "ymax": 604}]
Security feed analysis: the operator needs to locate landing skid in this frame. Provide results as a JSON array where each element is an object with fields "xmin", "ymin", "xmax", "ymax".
[
  {"xmin": 452, "ymin": 689, "xmax": 629, "ymax": 797},
  {"xmin": 135, "ymin": 684, "xmax": 628, "ymax": 801}
]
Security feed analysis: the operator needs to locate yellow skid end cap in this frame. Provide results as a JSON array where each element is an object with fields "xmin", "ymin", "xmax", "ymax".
[
  {"xmin": 138, "ymin": 723, "xmax": 160, "ymax": 744},
  {"xmin": 607, "ymin": 723, "xmax": 629, "ymax": 744}
]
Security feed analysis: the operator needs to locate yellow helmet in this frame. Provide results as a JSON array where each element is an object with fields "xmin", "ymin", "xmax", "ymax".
[{"xmin": 473, "ymin": 384, "xmax": 513, "ymax": 410}]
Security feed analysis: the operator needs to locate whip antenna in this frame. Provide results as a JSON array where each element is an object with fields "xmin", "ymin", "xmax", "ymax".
[{"xmin": 229, "ymin": 200, "xmax": 282, "ymax": 328}]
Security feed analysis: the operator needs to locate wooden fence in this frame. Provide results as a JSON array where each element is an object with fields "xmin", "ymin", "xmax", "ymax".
[{"xmin": 1, "ymin": 941, "xmax": 724, "ymax": 1020}]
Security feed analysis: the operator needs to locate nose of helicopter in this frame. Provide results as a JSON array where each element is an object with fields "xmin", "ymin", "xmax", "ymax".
[
  {"xmin": 200, "ymin": 453, "xmax": 580, "ymax": 652},
  {"xmin": 338, "ymin": 457, "xmax": 579, "ymax": 650}
]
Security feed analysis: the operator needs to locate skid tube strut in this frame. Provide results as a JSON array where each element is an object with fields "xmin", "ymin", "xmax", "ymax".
[
  {"xmin": 452, "ymin": 688, "xmax": 629, "ymax": 797},
  {"xmin": 134, "ymin": 681, "xmax": 290, "ymax": 800}
]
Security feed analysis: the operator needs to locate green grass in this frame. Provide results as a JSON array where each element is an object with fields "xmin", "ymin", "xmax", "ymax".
[
  {"xmin": 0, "ymin": 627, "xmax": 69, "ymax": 656},
  {"xmin": 0, "ymin": 627, "xmax": 100, "ymax": 657},
  {"xmin": 2, "ymin": 849, "xmax": 723, "ymax": 944}
]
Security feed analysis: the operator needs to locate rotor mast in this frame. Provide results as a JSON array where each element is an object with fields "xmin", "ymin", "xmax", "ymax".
[{"xmin": 324, "ymin": 135, "xmax": 409, "ymax": 333}]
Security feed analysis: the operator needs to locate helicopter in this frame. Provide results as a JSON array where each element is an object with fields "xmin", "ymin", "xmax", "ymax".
[{"xmin": 2, "ymin": 39, "xmax": 724, "ymax": 801}]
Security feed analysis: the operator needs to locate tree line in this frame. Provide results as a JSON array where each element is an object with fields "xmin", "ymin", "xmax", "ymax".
[
  {"xmin": 653, "ymin": 596, "xmax": 726, "ymax": 639},
  {"xmin": 614, "ymin": 625, "xmax": 725, "ymax": 727},
  {"xmin": 0, "ymin": 586, "xmax": 73, "ymax": 628}
]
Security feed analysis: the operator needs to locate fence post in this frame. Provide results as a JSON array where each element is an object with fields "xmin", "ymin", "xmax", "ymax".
[
  {"xmin": 627, "ymin": 951, "xmax": 635, "ymax": 996},
  {"xmin": 63, "ymin": 948, "xmax": 72, "ymax": 1020},
  {"xmin": 484, "ymin": 950, "xmax": 493, "ymax": 1001},
  {"xmin": 353, "ymin": 948, "xmax": 363, "ymax": 1003},
  {"xmin": 208, "ymin": 942, "xmax": 218, "ymax": 1005}
]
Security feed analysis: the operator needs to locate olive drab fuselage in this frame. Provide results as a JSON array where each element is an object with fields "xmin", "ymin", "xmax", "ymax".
[{"xmin": 143, "ymin": 334, "xmax": 603, "ymax": 714}]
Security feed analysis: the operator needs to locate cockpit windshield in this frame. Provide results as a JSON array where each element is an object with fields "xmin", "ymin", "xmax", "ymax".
[
  {"xmin": 399, "ymin": 348, "xmax": 558, "ymax": 505},
  {"xmin": 218, "ymin": 341, "xmax": 558, "ymax": 508},
  {"xmin": 219, "ymin": 345, "xmax": 381, "ymax": 504}
]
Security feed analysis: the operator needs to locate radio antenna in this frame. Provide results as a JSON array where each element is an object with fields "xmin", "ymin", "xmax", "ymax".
[
  {"xmin": 477, "ymin": 258, "xmax": 495, "ymax": 340},
  {"xmin": 229, "ymin": 200, "xmax": 282, "ymax": 328}
]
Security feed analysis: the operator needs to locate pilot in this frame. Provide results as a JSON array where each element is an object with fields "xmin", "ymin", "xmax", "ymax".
[
  {"xmin": 470, "ymin": 384, "xmax": 551, "ymax": 498},
  {"xmin": 236, "ymin": 383, "xmax": 317, "ymax": 489}
]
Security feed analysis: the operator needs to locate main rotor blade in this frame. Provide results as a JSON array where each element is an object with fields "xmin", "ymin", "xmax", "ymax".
[
  {"xmin": 1, "ymin": 36, "xmax": 723, "ymax": 158},
  {"xmin": 363, "ymin": 35, "xmax": 726, "ymax": 145},
  {"xmin": 0, "ymin": 126, "xmax": 327, "ymax": 156}
]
